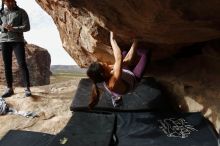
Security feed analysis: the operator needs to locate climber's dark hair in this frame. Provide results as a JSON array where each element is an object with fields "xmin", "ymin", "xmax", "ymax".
[
  {"xmin": 87, "ymin": 62, "xmax": 106, "ymax": 84},
  {"xmin": 87, "ymin": 62, "xmax": 106, "ymax": 109}
]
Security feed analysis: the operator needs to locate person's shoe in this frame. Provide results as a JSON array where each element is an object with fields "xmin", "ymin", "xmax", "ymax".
[
  {"xmin": 24, "ymin": 88, "xmax": 32, "ymax": 97},
  {"xmin": 2, "ymin": 88, "xmax": 14, "ymax": 98}
]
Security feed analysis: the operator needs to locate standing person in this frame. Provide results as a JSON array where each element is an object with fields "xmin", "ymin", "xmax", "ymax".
[
  {"xmin": 0, "ymin": 0, "xmax": 31, "ymax": 97},
  {"xmin": 87, "ymin": 31, "xmax": 150, "ymax": 109}
]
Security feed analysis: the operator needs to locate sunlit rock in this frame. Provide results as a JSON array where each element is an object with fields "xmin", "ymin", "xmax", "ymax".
[{"xmin": 37, "ymin": 0, "xmax": 220, "ymax": 66}]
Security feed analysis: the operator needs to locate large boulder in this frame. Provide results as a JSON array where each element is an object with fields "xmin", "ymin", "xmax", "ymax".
[
  {"xmin": 36, "ymin": 0, "xmax": 220, "ymax": 130},
  {"xmin": 36, "ymin": 0, "xmax": 220, "ymax": 66},
  {"xmin": 0, "ymin": 44, "xmax": 51, "ymax": 86},
  {"xmin": 147, "ymin": 41, "xmax": 220, "ymax": 130}
]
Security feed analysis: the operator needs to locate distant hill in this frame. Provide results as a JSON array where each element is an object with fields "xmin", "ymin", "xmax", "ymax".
[{"xmin": 50, "ymin": 65, "xmax": 86, "ymax": 74}]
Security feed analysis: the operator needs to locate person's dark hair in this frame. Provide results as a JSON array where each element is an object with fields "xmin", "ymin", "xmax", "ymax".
[
  {"xmin": 87, "ymin": 62, "xmax": 105, "ymax": 83},
  {"xmin": 0, "ymin": 0, "xmax": 18, "ymax": 14},
  {"xmin": 0, "ymin": 0, "xmax": 18, "ymax": 25},
  {"xmin": 87, "ymin": 62, "xmax": 106, "ymax": 109}
]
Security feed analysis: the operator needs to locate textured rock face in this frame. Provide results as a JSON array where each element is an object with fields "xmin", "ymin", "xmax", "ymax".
[
  {"xmin": 36, "ymin": 0, "xmax": 220, "ymax": 130},
  {"xmin": 36, "ymin": 0, "xmax": 220, "ymax": 66},
  {"xmin": 0, "ymin": 44, "xmax": 51, "ymax": 86}
]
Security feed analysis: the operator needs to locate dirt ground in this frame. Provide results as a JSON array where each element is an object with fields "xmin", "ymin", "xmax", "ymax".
[{"xmin": 0, "ymin": 75, "xmax": 83, "ymax": 139}]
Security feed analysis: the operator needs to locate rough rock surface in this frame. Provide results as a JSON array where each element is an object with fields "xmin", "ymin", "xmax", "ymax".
[
  {"xmin": 147, "ymin": 42, "xmax": 220, "ymax": 130},
  {"xmin": 0, "ymin": 44, "xmax": 51, "ymax": 86},
  {"xmin": 0, "ymin": 77, "xmax": 81, "ymax": 139},
  {"xmin": 36, "ymin": 0, "xmax": 220, "ymax": 66},
  {"xmin": 35, "ymin": 0, "xmax": 220, "ymax": 131}
]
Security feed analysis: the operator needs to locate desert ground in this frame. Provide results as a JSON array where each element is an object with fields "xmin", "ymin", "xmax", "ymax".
[{"xmin": 0, "ymin": 73, "xmax": 85, "ymax": 139}]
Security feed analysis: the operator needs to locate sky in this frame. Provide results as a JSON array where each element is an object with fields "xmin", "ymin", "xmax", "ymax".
[{"xmin": 16, "ymin": 0, "xmax": 76, "ymax": 65}]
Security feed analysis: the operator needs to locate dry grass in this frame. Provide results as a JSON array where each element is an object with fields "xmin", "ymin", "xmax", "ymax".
[{"xmin": 50, "ymin": 72, "xmax": 86, "ymax": 84}]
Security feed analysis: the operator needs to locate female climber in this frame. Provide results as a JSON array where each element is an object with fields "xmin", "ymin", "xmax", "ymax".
[{"xmin": 87, "ymin": 31, "xmax": 150, "ymax": 109}]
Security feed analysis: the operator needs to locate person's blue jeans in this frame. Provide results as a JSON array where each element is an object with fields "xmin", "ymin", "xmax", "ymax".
[{"xmin": 1, "ymin": 42, "xmax": 30, "ymax": 88}]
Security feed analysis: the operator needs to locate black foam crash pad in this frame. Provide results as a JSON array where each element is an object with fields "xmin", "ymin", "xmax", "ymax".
[
  {"xmin": 0, "ymin": 130, "xmax": 54, "ymax": 146},
  {"xmin": 2, "ymin": 114, "xmax": 215, "ymax": 146},
  {"xmin": 47, "ymin": 112, "xmax": 115, "ymax": 146},
  {"xmin": 46, "ymin": 111, "xmax": 218, "ymax": 146},
  {"xmin": 115, "ymin": 112, "xmax": 218, "ymax": 146},
  {"xmin": 70, "ymin": 77, "xmax": 172, "ymax": 112}
]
